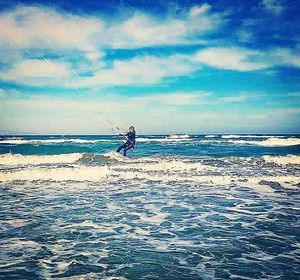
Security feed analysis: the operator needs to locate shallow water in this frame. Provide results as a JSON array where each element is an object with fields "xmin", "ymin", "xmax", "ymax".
[{"xmin": 0, "ymin": 134, "xmax": 299, "ymax": 279}]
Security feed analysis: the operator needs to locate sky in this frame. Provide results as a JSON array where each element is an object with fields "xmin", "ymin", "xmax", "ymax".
[{"xmin": 0, "ymin": 0, "xmax": 299, "ymax": 135}]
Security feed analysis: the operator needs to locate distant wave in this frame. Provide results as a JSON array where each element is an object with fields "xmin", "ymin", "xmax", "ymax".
[
  {"xmin": 167, "ymin": 134, "xmax": 190, "ymax": 139},
  {"xmin": 204, "ymin": 135, "xmax": 218, "ymax": 138},
  {"xmin": 221, "ymin": 135, "xmax": 285, "ymax": 139},
  {"xmin": 136, "ymin": 137, "xmax": 191, "ymax": 142},
  {"xmin": 228, "ymin": 137, "xmax": 300, "ymax": 147},
  {"xmin": 0, "ymin": 153, "xmax": 83, "ymax": 165},
  {"xmin": 0, "ymin": 139, "xmax": 113, "ymax": 144}
]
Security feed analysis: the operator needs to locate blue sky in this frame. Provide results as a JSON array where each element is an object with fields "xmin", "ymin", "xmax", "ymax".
[{"xmin": 0, "ymin": 0, "xmax": 299, "ymax": 134}]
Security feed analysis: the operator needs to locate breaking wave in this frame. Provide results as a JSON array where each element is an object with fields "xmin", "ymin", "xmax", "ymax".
[
  {"xmin": 221, "ymin": 135, "xmax": 285, "ymax": 139},
  {"xmin": 0, "ymin": 165, "xmax": 111, "ymax": 182},
  {"xmin": 205, "ymin": 134, "xmax": 218, "ymax": 138},
  {"xmin": 1, "ymin": 164, "xmax": 298, "ymax": 193},
  {"xmin": 0, "ymin": 153, "xmax": 83, "ymax": 166},
  {"xmin": 227, "ymin": 137, "xmax": 300, "ymax": 147},
  {"xmin": 167, "ymin": 134, "xmax": 190, "ymax": 139},
  {"xmin": 0, "ymin": 152, "xmax": 299, "ymax": 193}
]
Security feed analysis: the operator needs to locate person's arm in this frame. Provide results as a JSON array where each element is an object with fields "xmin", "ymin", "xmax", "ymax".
[{"xmin": 118, "ymin": 132, "xmax": 129, "ymax": 137}]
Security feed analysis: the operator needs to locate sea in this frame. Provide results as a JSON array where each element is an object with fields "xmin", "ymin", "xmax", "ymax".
[{"xmin": 0, "ymin": 134, "xmax": 299, "ymax": 279}]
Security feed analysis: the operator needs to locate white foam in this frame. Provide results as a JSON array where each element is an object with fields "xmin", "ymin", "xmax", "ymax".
[
  {"xmin": 138, "ymin": 212, "xmax": 168, "ymax": 225},
  {"xmin": 103, "ymin": 151, "xmax": 130, "ymax": 162},
  {"xmin": 1, "ymin": 164, "xmax": 299, "ymax": 195},
  {"xmin": 167, "ymin": 134, "xmax": 190, "ymax": 139},
  {"xmin": 248, "ymin": 176, "xmax": 299, "ymax": 190},
  {"xmin": 228, "ymin": 137, "xmax": 300, "ymax": 147},
  {"xmin": 0, "ymin": 165, "xmax": 111, "ymax": 182},
  {"xmin": 262, "ymin": 155, "xmax": 300, "ymax": 166},
  {"xmin": 205, "ymin": 135, "xmax": 218, "ymax": 138},
  {"xmin": 1, "ymin": 153, "xmax": 299, "ymax": 195},
  {"xmin": 0, "ymin": 153, "xmax": 83, "ymax": 166},
  {"xmin": 221, "ymin": 135, "xmax": 284, "ymax": 139},
  {"xmin": 119, "ymin": 159, "xmax": 210, "ymax": 173}
]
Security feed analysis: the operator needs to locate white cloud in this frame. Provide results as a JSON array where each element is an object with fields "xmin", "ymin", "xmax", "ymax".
[
  {"xmin": 262, "ymin": 0, "xmax": 283, "ymax": 15},
  {"xmin": 0, "ymin": 4, "xmax": 224, "ymax": 87},
  {"xmin": 193, "ymin": 47, "xmax": 300, "ymax": 72},
  {"xmin": 270, "ymin": 48, "xmax": 300, "ymax": 68},
  {"xmin": 100, "ymin": 3, "xmax": 220, "ymax": 48},
  {"xmin": 0, "ymin": 59, "xmax": 71, "ymax": 86},
  {"xmin": 75, "ymin": 54, "xmax": 196, "ymax": 86},
  {"xmin": 189, "ymin": 3, "xmax": 211, "ymax": 17},
  {"xmin": 0, "ymin": 53, "xmax": 197, "ymax": 87},
  {"xmin": 0, "ymin": 6, "xmax": 104, "ymax": 62},
  {"xmin": 219, "ymin": 92, "xmax": 264, "ymax": 103},
  {"xmin": 133, "ymin": 91, "xmax": 211, "ymax": 106},
  {"xmin": 1, "ymin": 45, "xmax": 299, "ymax": 88},
  {"xmin": 194, "ymin": 47, "xmax": 269, "ymax": 71},
  {"xmin": 13, "ymin": 59, "xmax": 69, "ymax": 77},
  {"xmin": 0, "ymin": 3, "xmax": 221, "ymax": 54}
]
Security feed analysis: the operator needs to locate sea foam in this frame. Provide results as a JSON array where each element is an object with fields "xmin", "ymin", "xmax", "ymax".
[
  {"xmin": 0, "ymin": 165, "xmax": 111, "ymax": 182},
  {"xmin": 263, "ymin": 155, "xmax": 300, "ymax": 165},
  {"xmin": 228, "ymin": 137, "xmax": 300, "ymax": 147},
  {"xmin": 221, "ymin": 135, "xmax": 284, "ymax": 139},
  {"xmin": 0, "ymin": 153, "xmax": 83, "ymax": 165}
]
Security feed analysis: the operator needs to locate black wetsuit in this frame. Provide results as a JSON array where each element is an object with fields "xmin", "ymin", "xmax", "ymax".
[{"xmin": 116, "ymin": 131, "xmax": 136, "ymax": 156}]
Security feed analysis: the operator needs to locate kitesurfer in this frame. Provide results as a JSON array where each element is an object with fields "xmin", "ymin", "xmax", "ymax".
[{"xmin": 116, "ymin": 126, "xmax": 136, "ymax": 156}]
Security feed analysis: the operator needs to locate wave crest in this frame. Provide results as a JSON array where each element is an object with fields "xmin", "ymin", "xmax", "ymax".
[
  {"xmin": 0, "ymin": 153, "xmax": 83, "ymax": 166},
  {"xmin": 228, "ymin": 137, "xmax": 300, "ymax": 147}
]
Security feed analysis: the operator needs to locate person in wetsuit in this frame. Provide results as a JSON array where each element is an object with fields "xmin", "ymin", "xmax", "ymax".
[{"xmin": 116, "ymin": 126, "xmax": 136, "ymax": 156}]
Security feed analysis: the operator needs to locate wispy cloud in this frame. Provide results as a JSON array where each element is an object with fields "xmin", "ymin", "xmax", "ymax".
[
  {"xmin": 132, "ymin": 91, "xmax": 211, "ymax": 106},
  {"xmin": 74, "ymin": 54, "xmax": 196, "ymax": 87},
  {"xmin": 193, "ymin": 47, "xmax": 269, "ymax": 71},
  {"xmin": 0, "ymin": 3, "xmax": 221, "ymax": 52},
  {"xmin": 0, "ymin": 59, "xmax": 71, "ymax": 86},
  {"xmin": 262, "ymin": 0, "xmax": 283, "ymax": 15},
  {"xmin": 0, "ymin": 6, "xmax": 104, "ymax": 61},
  {"xmin": 194, "ymin": 46, "xmax": 300, "ymax": 72},
  {"xmin": 219, "ymin": 93, "xmax": 264, "ymax": 103}
]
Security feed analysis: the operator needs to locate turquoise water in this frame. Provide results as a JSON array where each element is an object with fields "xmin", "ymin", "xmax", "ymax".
[{"xmin": 0, "ymin": 134, "xmax": 299, "ymax": 279}]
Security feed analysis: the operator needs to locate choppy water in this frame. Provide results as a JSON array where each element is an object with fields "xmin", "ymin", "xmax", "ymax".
[{"xmin": 0, "ymin": 134, "xmax": 299, "ymax": 279}]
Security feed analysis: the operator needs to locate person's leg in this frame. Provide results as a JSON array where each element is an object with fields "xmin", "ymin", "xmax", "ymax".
[
  {"xmin": 123, "ymin": 142, "xmax": 134, "ymax": 156},
  {"xmin": 117, "ymin": 143, "xmax": 126, "ymax": 153},
  {"xmin": 123, "ymin": 142, "xmax": 129, "ymax": 156}
]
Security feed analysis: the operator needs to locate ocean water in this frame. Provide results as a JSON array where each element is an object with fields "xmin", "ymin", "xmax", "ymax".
[{"xmin": 0, "ymin": 134, "xmax": 299, "ymax": 279}]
